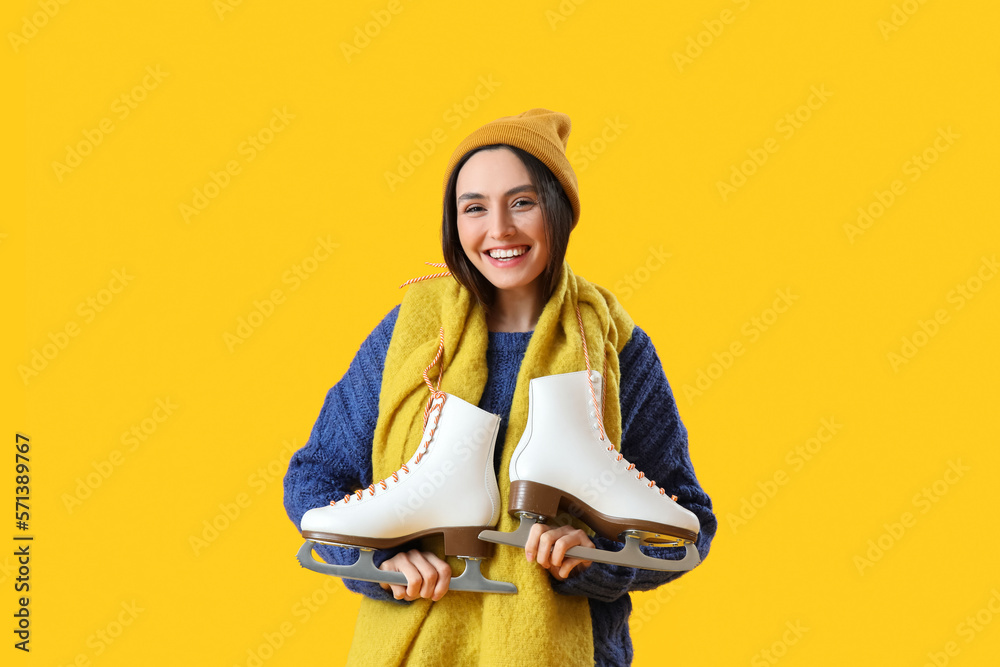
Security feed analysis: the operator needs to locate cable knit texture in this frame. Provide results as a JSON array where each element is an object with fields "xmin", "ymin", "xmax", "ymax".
[{"xmin": 284, "ymin": 305, "xmax": 716, "ymax": 666}]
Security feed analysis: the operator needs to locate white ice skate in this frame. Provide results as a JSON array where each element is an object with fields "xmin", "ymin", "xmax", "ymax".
[
  {"xmin": 297, "ymin": 331, "xmax": 517, "ymax": 594},
  {"xmin": 478, "ymin": 312, "xmax": 701, "ymax": 572}
]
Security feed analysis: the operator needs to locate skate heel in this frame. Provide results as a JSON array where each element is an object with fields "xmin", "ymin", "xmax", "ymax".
[
  {"xmin": 508, "ymin": 480, "xmax": 562, "ymax": 518},
  {"xmin": 477, "ymin": 481, "xmax": 558, "ymax": 553},
  {"xmin": 442, "ymin": 528, "xmax": 518, "ymax": 594},
  {"xmin": 442, "ymin": 526, "xmax": 494, "ymax": 558}
]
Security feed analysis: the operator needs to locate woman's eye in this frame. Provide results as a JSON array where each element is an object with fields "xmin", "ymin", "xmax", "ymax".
[
  {"xmin": 464, "ymin": 205, "xmax": 484, "ymax": 214},
  {"xmin": 513, "ymin": 199, "xmax": 536, "ymax": 208}
]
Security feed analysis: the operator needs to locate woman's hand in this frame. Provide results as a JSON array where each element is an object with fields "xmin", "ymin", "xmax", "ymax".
[
  {"xmin": 378, "ymin": 549, "xmax": 452, "ymax": 601},
  {"xmin": 525, "ymin": 523, "xmax": 594, "ymax": 581}
]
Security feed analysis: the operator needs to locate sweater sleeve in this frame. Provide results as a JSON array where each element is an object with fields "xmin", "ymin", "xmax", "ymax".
[
  {"xmin": 283, "ymin": 305, "xmax": 407, "ymax": 604},
  {"xmin": 550, "ymin": 325, "xmax": 717, "ymax": 603}
]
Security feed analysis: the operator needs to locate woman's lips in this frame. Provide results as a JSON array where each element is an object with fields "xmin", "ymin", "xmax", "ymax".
[{"xmin": 484, "ymin": 246, "xmax": 530, "ymax": 268}]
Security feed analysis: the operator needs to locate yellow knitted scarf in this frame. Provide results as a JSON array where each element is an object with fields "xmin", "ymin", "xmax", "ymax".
[{"xmin": 346, "ymin": 261, "xmax": 634, "ymax": 666}]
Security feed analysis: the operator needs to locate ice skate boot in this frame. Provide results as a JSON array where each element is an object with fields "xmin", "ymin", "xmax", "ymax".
[
  {"xmin": 297, "ymin": 331, "xmax": 516, "ymax": 594},
  {"xmin": 478, "ymin": 367, "xmax": 701, "ymax": 572}
]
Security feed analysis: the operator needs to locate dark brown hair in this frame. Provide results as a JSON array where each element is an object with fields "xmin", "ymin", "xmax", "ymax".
[{"xmin": 441, "ymin": 144, "xmax": 574, "ymax": 315}]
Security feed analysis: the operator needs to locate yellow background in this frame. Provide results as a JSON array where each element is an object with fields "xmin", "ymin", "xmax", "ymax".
[{"xmin": 3, "ymin": 1, "xmax": 999, "ymax": 665}]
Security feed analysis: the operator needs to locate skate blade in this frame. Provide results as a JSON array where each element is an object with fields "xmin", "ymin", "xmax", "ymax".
[
  {"xmin": 565, "ymin": 535, "xmax": 701, "ymax": 572},
  {"xmin": 477, "ymin": 513, "xmax": 543, "ymax": 549},
  {"xmin": 297, "ymin": 541, "xmax": 517, "ymax": 594},
  {"xmin": 450, "ymin": 558, "xmax": 517, "ymax": 594},
  {"xmin": 296, "ymin": 540, "xmax": 407, "ymax": 586}
]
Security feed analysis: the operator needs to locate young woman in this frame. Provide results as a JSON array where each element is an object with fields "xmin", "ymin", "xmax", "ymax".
[{"xmin": 284, "ymin": 108, "xmax": 716, "ymax": 666}]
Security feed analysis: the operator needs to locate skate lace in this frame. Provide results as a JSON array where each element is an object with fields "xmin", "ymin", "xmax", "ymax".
[
  {"xmin": 398, "ymin": 261, "xmax": 452, "ymax": 288},
  {"xmin": 331, "ymin": 326, "xmax": 448, "ymax": 505},
  {"xmin": 575, "ymin": 304, "xmax": 676, "ymax": 500}
]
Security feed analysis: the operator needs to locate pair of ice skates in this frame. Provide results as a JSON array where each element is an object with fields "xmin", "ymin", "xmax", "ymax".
[{"xmin": 296, "ymin": 329, "xmax": 701, "ymax": 595}]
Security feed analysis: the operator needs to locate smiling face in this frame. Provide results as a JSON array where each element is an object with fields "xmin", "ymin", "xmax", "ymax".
[{"xmin": 455, "ymin": 147, "xmax": 550, "ymax": 296}]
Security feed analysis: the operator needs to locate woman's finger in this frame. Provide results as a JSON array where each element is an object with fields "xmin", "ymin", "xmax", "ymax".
[
  {"xmin": 549, "ymin": 528, "xmax": 595, "ymax": 567},
  {"xmin": 536, "ymin": 526, "xmax": 563, "ymax": 568},
  {"xmin": 406, "ymin": 550, "xmax": 441, "ymax": 600},
  {"xmin": 535, "ymin": 525, "xmax": 580, "ymax": 567},
  {"xmin": 548, "ymin": 530, "xmax": 573, "ymax": 567},
  {"xmin": 422, "ymin": 551, "xmax": 453, "ymax": 601},
  {"xmin": 524, "ymin": 522, "xmax": 549, "ymax": 563},
  {"xmin": 392, "ymin": 552, "xmax": 424, "ymax": 600},
  {"xmin": 378, "ymin": 553, "xmax": 413, "ymax": 600},
  {"xmin": 555, "ymin": 557, "xmax": 591, "ymax": 580},
  {"xmin": 379, "ymin": 551, "xmax": 455, "ymax": 601}
]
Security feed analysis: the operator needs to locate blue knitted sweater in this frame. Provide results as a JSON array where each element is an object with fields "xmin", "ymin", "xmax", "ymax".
[{"xmin": 284, "ymin": 305, "xmax": 716, "ymax": 666}]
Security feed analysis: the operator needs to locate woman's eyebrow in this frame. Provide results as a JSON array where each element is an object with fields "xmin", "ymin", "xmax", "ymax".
[{"xmin": 457, "ymin": 184, "xmax": 537, "ymax": 203}]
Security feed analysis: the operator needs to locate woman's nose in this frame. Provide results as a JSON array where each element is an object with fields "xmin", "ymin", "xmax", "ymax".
[{"xmin": 488, "ymin": 207, "xmax": 515, "ymax": 239}]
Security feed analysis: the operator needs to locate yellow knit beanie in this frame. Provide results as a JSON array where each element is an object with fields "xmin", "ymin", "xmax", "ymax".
[{"xmin": 442, "ymin": 108, "xmax": 581, "ymax": 226}]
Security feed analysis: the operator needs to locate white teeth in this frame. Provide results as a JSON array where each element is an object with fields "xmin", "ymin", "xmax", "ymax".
[{"xmin": 489, "ymin": 247, "xmax": 527, "ymax": 259}]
